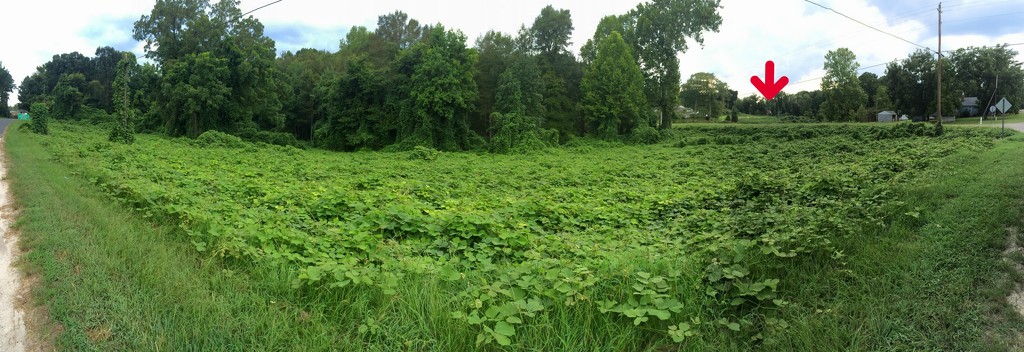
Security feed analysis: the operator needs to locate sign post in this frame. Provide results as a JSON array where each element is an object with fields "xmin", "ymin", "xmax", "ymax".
[{"xmin": 996, "ymin": 97, "xmax": 1013, "ymax": 138}]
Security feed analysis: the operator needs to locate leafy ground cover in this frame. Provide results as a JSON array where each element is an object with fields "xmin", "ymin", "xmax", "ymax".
[{"xmin": 10, "ymin": 122, "xmax": 1024, "ymax": 350}]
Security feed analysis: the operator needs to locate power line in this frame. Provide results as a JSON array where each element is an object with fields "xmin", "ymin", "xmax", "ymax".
[
  {"xmin": 788, "ymin": 61, "xmax": 891, "ymax": 87},
  {"xmin": 803, "ymin": 0, "xmax": 934, "ymax": 52},
  {"xmin": 242, "ymin": 0, "xmax": 284, "ymax": 17}
]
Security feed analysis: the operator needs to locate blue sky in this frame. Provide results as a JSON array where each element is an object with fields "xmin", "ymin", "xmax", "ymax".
[{"xmin": 1, "ymin": 0, "xmax": 1022, "ymax": 104}]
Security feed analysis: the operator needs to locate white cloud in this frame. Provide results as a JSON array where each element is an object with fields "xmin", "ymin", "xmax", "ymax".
[
  {"xmin": 683, "ymin": 0, "xmax": 1024, "ymax": 98},
  {"xmin": 1, "ymin": 0, "xmax": 1022, "ymax": 106}
]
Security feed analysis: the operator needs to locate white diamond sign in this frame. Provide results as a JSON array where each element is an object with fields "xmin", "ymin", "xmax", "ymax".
[{"xmin": 995, "ymin": 97, "xmax": 1012, "ymax": 114}]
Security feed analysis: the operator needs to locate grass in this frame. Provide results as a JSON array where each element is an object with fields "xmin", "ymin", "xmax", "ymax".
[
  {"xmin": 948, "ymin": 113, "xmax": 1024, "ymax": 125},
  {"xmin": 7, "ymin": 121, "xmax": 1024, "ymax": 350},
  {"xmin": 766, "ymin": 132, "xmax": 1024, "ymax": 350}
]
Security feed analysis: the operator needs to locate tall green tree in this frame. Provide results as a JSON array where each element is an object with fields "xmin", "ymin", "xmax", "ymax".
[
  {"xmin": 17, "ymin": 73, "xmax": 46, "ymax": 111},
  {"xmin": 277, "ymin": 49, "xmax": 341, "ymax": 141},
  {"xmin": 376, "ymin": 11, "xmax": 431, "ymax": 51},
  {"xmin": 580, "ymin": 15, "xmax": 629, "ymax": 65},
  {"xmin": 394, "ymin": 25, "xmax": 480, "ymax": 150},
  {"xmin": 89, "ymin": 46, "xmax": 125, "ymax": 112},
  {"xmin": 134, "ymin": 0, "xmax": 284, "ymax": 136},
  {"xmin": 948, "ymin": 45, "xmax": 1024, "ymax": 116},
  {"xmin": 529, "ymin": 5, "xmax": 582, "ymax": 137},
  {"xmin": 473, "ymin": 30, "xmax": 516, "ymax": 137},
  {"xmin": 883, "ymin": 49, "xmax": 959, "ymax": 119},
  {"xmin": 318, "ymin": 57, "xmax": 390, "ymax": 151},
  {"xmin": 858, "ymin": 72, "xmax": 880, "ymax": 109},
  {"xmin": 160, "ymin": 53, "xmax": 231, "ymax": 137},
  {"xmin": 0, "ymin": 62, "xmax": 13, "ymax": 117},
  {"xmin": 820, "ymin": 48, "xmax": 867, "ymax": 121},
  {"xmin": 874, "ymin": 86, "xmax": 893, "ymax": 111},
  {"xmin": 530, "ymin": 5, "xmax": 574, "ymax": 57},
  {"xmin": 630, "ymin": 0, "xmax": 723, "ymax": 129},
  {"xmin": 581, "ymin": 31, "xmax": 647, "ymax": 138},
  {"xmin": 680, "ymin": 72, "xmax": 728, "ymax": 119},
  {"xmin": 52, "ymin": 73, "xmax": 87, "ymax": 120}
]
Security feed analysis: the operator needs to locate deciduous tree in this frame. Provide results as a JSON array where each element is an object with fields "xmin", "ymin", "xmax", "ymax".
[
  {"xmin": 820, "ymin": 48, "xmax": 866, "ymax": 121},
  {"xmin": 0, "ymin": 62, "xmax": 13, "ymax": 117},
  {"xmin": 394, "ymin": 26, "xmax": 480, "ymax": 151},
  {"xmin": 581, "ymin": 31, "xmax": 647, "ymax": 138},
  {"xmin": 680, "ymin": 72, "xmax": 728, "ymax": 120}
]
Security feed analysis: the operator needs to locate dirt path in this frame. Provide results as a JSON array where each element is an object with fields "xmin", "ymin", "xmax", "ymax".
[{"xmin": 0, "ymin": 119, "xmax": 30, "ymax": 351}]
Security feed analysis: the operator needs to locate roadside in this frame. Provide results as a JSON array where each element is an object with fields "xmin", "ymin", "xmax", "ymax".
[
  {"xmin": 1002, "ymin": 122, "xmax": 1024, "ymax": 132},
  {"xmin": 0, "ymin": 118, "xmax": 33, "ymax": 352}
]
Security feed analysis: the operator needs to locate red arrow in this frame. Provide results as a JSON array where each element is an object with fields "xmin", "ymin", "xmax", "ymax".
[{"xmin": 750, "ymin": 60, "xmax": 789, "ymax": 100}]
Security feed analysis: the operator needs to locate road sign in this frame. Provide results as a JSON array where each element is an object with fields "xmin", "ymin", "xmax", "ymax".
[
  {"xmin": 990, "ymin": 106, "xmax": 997, "ymax": 113},
  {"xmin": 995, "ymin": 97, "xmax": 1013, "ymax": 114}
]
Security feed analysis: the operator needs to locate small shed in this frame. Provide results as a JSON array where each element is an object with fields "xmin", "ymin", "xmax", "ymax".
[{"xmin": 877, "ymin": 110, "xmax": 897, "ymax": 122}]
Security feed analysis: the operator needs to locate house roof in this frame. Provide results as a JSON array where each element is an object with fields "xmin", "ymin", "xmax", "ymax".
[
  {"xmin": 878, "ymin": 111, "xmax": 896, "ymax": 115},
  {"xmin": 963, "ymin": 97, "xmax": 980, "ymax": 106}
]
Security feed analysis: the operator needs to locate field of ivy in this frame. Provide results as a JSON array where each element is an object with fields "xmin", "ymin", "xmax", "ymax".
[{"xmin": 34, "ymin": 122, "xmax": 1007, "ymax": 348}]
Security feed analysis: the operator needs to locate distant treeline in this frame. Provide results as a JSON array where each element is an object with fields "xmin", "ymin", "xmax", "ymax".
[{"xmin": 14, "ymin": 0, "xmax": 724, "ymax": 152}]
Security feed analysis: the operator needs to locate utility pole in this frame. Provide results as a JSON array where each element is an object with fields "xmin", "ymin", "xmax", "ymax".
[{"xmin": 936, "ymin": 2, "xmax": 943, "ymax": 129}]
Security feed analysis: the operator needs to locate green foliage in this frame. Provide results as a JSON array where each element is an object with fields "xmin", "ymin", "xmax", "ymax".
[
  {"xmin": 882, "ymin": 49, "xmax": 963, "ymax": 119},
  {"xmin": 529, "ymin": 5, "xmax": 574, "ymax": 56},
  {"xmin": 629, "ymin": 125, "xmax": 661, "ymax": 144},
  {"xmin": 581, "ymin": 31, "xmax": 647, "ymax": 138},
  {"xmin": 821, "ymin": 48, "xmax": 867, "ymax": 121},
  {"xmin": 947, "ymin": 45, "xmax": 1024, "ymax": 116},
  {"xmin": 495, "ymin": 70, "xmax": 525, "ymax": 116},
  {"xmin": 490, "ymin": 112, "xmax": 555, "ymax": 153},
  {"xmin": 52, "ymin": 73, "xmax": 87, "ymax": 120},
  {"xmin": 0, "ymin": 61, "xmax": 13, "ymax": 117},
  {"xmin": 394, "ymin": 25, "xmax": 480, "ymax": 151},
  {"xmin": 31, "ymin": 121, "xmax": 1008, "ymax": 348},
  {"xmin": 29, "ymin": 102, "xmax": 50, "ymax": 134},
  {"xmin": 408, "ymin": 145, "xmax": 441, "ymax": 160},
  {"xmin": 134, "ymin": 0, "xmax": 285, "ymax": 136},
  {"xmin": 160, "ymin": 52, "xmax": 231, "ymax": 137},
  {"xmin": 680, "ymin": 72, "xmax": 729, "ymax": 119},
  {"xmin": 235, "ymin": 127, "xmax": 301, "ymax": 147},
  {"xmin": 194, "ymin": 130, "xmax": 246, "ymax": 148},
  {"xmin": 627, "ymin": 0, "xmax": 723, "ymax": 128},
  {"xmin": 109, "ymin": 53, "xmax": 137, "ymax": 144}
]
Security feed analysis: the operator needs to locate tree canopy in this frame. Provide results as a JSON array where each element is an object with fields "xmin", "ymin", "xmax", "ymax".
[
  {"xmin": 820, "ymin": 48, "xmax": 867, "ymax": 121},
  {"xmin": 0, "ymin": 62, "xmax": 13, "ymax": 117},
  {"xmin": 13, "ymin": 1, "xmax": 731, "ymax": 151},
  {"xmin": 581, "ymin": 31, "xmax": 647, "ymax": 138}
]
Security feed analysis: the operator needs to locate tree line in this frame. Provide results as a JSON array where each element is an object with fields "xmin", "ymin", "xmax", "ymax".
[
  {"xmin": 683, "ymin": 45, "xmax": 1023, "ymax": 122},
  {"xmin": 13, "ymin": 0, "xmax": 722, "ymax": 151}
]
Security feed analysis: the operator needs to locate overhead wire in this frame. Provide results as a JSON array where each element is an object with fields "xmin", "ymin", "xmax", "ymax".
[
  {"xmin": 242, "ymin": 0, "xmax": 284, "ymax": 17},
  {"xmin": 802, "ymin": 0, "xmax": 934, "ymax": 52},
  {"xmin": 742, "ymin": 0, "xmax": 1022, "ymax": 96}
]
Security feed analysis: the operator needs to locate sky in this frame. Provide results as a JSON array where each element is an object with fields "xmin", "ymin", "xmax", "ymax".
[{"xmin": 1, "ymin": 0, "xmax": 1023, "ymax": 105}]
